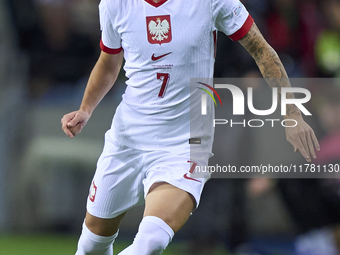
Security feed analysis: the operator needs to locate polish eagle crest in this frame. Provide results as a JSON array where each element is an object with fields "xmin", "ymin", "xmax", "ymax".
[{"xmin": 148, "ymin": 18, "xmax": 170, "ymax": 42}]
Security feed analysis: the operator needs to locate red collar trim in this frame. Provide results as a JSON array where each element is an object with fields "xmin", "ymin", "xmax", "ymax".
[{"xmin": 144, "ymin": 0, "xmax": 168, "ymax": 7}]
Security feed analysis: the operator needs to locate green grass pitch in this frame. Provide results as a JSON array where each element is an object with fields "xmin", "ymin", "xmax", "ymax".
[{"xmin": 0, "ymin": 234, "xmax": 187, "ymax": 255}]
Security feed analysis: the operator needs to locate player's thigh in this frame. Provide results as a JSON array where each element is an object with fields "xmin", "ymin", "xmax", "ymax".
[
  {"xmin": 87, "ymin": 132, "xmax": 146, "ymax": 216},
  {"xmin": 85, "ymin": 211, "xmax": 126, "ymax": 237},
  {"xmin": 144, "ymin": 182, "xmax": 195, "ymax": 233}
]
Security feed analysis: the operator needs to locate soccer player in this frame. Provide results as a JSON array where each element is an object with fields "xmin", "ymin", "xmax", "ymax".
[{"xmin": 61, "ymin": 0, "xmax": 320, "ymax": 254}]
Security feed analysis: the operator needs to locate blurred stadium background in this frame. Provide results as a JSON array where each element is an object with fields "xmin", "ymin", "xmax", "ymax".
[{"xmin": 1, "ymin": 0, "xmax": 340, "ymax": 254}]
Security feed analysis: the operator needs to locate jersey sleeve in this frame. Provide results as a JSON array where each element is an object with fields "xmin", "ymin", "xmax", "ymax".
[
  {"xmin": 98, "ymin": 0, "xmax": 123, "ymax": 54},
  {"xmin": 212, "ymin": 0, "xmax": 254, "ymax": 41}
]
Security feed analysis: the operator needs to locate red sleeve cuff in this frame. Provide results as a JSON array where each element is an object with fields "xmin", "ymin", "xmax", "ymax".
[
  {"xmin": 229, "ymin": 15, "xmax": 254, "ymax": 41},
  {"xmin": 100, "ymin": 40, "xmax": 123, "ymax": 54}
]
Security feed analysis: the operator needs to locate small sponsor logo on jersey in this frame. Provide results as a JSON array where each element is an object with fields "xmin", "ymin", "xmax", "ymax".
[
  {"xmin": 183, "ymin": 173, "xmax": 202, "ymax": 183},
  {"xmin": 151, "ymin": 52, "xmax": 172, "ymax": 61},
  {"xmin": 146, "ymin": 15, "xmax": 172, "ymax": 45},
  {"xmin": 233, "ymin": 3, "xmax": 243, "ymax": 16},
  {"xmin": 89, "ymin": 181, "xmax": 97, "ymax": 202},
  {"xmin": 151, "ymin": 64, "xmax": 173, "ymax": 69}
]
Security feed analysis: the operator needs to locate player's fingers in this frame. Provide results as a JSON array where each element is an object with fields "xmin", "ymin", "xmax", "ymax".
[
  {"xmin": 67, "ymin": 113, "xmax": 82, "ymax": 127},
  {"xmin": 307, "ymin": 130, "xmax": 316, "ymax": 159},
  {"xmin": 62, "ymin": 111, "xmax": 76, "ymax": 122},
  {"xmin": 61, "ymin": 112, "xmax": 76, "ymax": 129},
  {"xmin": 311, "ymin": 130, "xmax": 320, "ymax": 151},
  {"xmin": 61, "ymin": 119, "xmax": 69, "ymax": 134},
  {"xmin": 61, "ymin": 123, "xmax": 74, "ymax": 138},
  {"xmin": 61, "ymin": 114, "xmax": 75, "ymax": 139},
  {"xmin": 289, "ymin": 136, "xmax": 298, "ymax": 153},
  {"xmin": 65, "ymin": 129, "xmax": 74, "ymax": 139},
  {"xmin": 61, "ymin": 117, "xmax": 67, "ymax": 127},
  {"xmin": 299, "ymin": 131, "xmax": 311, "ymax": 161},
  {"xmin": 70, "ymin": 120, "xmax": 87, "ymax": 137},
  {"xmin": 295, "ymin": 137, "xmax": 311, "ymax": 162}
]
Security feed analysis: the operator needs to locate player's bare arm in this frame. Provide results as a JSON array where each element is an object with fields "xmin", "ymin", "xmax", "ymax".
[
  {"xmin": 238, "ymin": 22, "xmax": 320, "ymax": 162},
  {"xmin": 61, "ymin": 51, "xmax": 124, "ymax": 138}
]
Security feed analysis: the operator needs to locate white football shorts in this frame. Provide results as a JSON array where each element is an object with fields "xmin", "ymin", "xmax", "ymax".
[{"xmin": 86, "ymin": 131, "xmax": 211, "ymax": 219}]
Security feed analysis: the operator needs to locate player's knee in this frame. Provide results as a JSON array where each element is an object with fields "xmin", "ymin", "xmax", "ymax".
[
  {"xmin": 85, "ymin": 212, "xmax": 125, "ymax": 237},
  {"xmin": 85, "ymin": 218, "xmax": 109, "ymax": 237}
]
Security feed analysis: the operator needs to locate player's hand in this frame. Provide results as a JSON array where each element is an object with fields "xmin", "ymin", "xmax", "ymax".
[
  {"xmin": 61, "ymin": 110, "xmax": 91, "ymax": 139},
  {"xmin": 285, "ymin": 114, "xmax": 320, "ymax": 162}
]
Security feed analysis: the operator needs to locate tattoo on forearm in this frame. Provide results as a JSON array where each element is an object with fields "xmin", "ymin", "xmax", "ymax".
[{"xmin": 239, "ymin": 23, "xmax": 300, "ymax": 116}]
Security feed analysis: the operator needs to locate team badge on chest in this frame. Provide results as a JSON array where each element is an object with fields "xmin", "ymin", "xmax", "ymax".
[{"xmin": 146, "ymin": 15, "xmax": 172, "ymax": 45}]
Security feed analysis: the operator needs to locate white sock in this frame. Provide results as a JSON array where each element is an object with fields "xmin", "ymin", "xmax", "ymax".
[
  {"xmin": 118, "ymin": 216, "xmax": 174, "ymax": 255},
  {"xmin": 75, "ymin": 221, "xmax": 118, "ymax": 255}
]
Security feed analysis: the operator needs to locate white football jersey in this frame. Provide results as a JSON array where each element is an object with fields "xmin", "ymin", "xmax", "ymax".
[{"xmin": 99, "ymin": 0, "xmax": 253, "ymax": 154}]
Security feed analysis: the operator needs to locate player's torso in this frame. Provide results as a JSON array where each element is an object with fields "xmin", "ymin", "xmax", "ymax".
[
  {"xmin": 106, "ymin": 0, "xmax": 216, "ymax": 151},
  {"xmin": 106, "ymin": 0, "xmax": 215, "ymax": 105}
]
